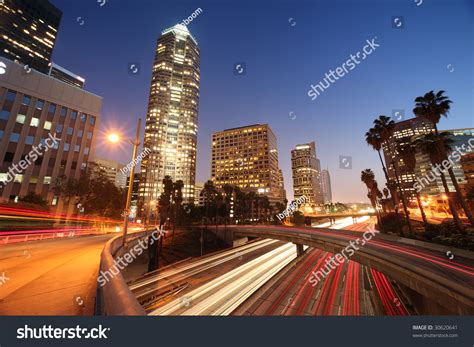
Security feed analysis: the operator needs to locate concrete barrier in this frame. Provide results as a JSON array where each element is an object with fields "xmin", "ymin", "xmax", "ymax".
[{"xmin": 95, "ymin": 230, "xmax": 150, "ymax": 316}]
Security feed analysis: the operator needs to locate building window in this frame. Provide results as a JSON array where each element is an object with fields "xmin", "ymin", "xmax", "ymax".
[
  {"xmin": 53, "ymin": 141, "xmax": 59, "ymax": 150},
  {"xmin": 30, "ymin": 117, "xmax": 40, "ymax": 127},
  {"xmin": 48, "ymin": 104, "xmax": 56, "ymax": 114},
  {"xmin": 16, "ymin": 114, "xmax": 26, "ymax": 124},
  {"xmin": 14, "ymin": 174, "xmax": 23, "ymax": 183},
  {"xmin": 60, "ymin": 107, "xmax": 67, "ymax": 117},
  {"xmin": 87, "ymin": 131, "xmax": 93, "ymax": 139},
  {"xmin": 84, "ymin": 147, "xmax": 90, "ymax": 155},
  {"xmin": 67, "ymin": 127, "xmax": 73, "ymax": 135},
  {"xmin": 64, "ymin": 143, "xmax": 70, "ymax": 151},
  {"xmin": 36, "ymin": 99, "xmax": 44, "ymax": 110},
  {"xmin": 0, "ymin": 173, "xmax": 8, "ymax": 183},
  {"xmin": 30, "ymin": 176, "xmax": 38, "ymax": 184},
  {"xmin": 56, "ymin": 124, "xmax": 63, "ymax": 133},
  {"xmin": 10, "ymin": 133, "xmax": 20, "ymax": 143},
  {"xmin": 0, "ymin": 109, "xmax": 10, "ymax": 120},
  {"xmin": 6, "ymin": 90, "xmax": 16, "ymax": 102},
  {"xmin": 52, "ymin": 196, "xmax": 58, "ymax": 206},
  {"xmin": 22, "ymin": 95, "xmax": 31, "ymax": 106},
  {"xmin": 81, "ymin": 162, "xmax": 87, "ymax": 170},
  {"xmin": 0, "ymin": 130, "xmax": 3, "ymax": 139},
  {"xmin": 80, "ymin": 114, "xmax": 86, "ymax": 123},
  {"xmin": 90, "ymin": 116, "xmax": 96, "ymax": 125},
  {"xmin": 71, "ymin": 111, "xmax": 77, "ymax": 119},
  {"xmin": 78, "ymin": 129, "xmax": 83, "ymax": 137},
  {"xmin": 44, "ymin": 121, "xmax": 52, "ymax": 130},
  {"xmin": 3, "ymin": 152, "xmax": 14, "ymax": 162},
  {"xmin": 25, "ymin": 136, "xmax": 34, "ymax": 145},
  {"xmin": 44, "ymin": 176, "xmax": 52, "ymax": 185},
  {"xmin": 74, "ymin": 145, "xmax": 80, "ymax": 152}
]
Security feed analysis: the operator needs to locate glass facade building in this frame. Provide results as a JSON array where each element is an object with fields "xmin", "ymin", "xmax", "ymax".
[
  {"xmin": 139, "ymin": 24, "xmax": 200, "ymax": 208},
  {"xmin": 291, "ymin": 142, "xmax": 324, "ymax": 205},
  {"xmin": 0, "ymin": 0, "xmax": 62, "ymax": 74}
]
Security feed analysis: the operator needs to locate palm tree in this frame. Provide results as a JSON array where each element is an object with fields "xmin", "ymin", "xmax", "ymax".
[
  {"xmin": 413, "ymin": 90, "xmax": 473, "ymax": 225},
  {"xmin": 203, "ymin": 180, "xmax": 217, "ymax": 223},
  {"xmin": 396, "ymin": 142, "xmax": 428, "ymax": 224},
  {"xmin": 260, "ymin": 196, "xmax": 271, "ymax": 223},
  {"xmin": 171, "ymin": 180, "xmax": 184, "ymax": 246},
  {"xmin": 247, "ymin": 191, "xmax": 257, "ymax": 222},
  {"xmin": 373, "ymin": 115, "xmax": 413, "ymax": 233},
  {"xmin": 412, "ymin": 133, "xmax": 462, "ymax": 229},
  {"xmin": 360, "ymin": 169, "xmax": 383, "ymax": 228}
]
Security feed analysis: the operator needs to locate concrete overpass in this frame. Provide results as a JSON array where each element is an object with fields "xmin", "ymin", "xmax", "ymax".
[{"xmin": 228, "ymin": 225, "xmax": 474, "ymax": 315}]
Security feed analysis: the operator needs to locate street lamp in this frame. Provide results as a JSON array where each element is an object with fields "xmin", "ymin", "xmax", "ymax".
[{"xmin": 107, "ymin": 118, "xmax": 142, "ymax": 247}]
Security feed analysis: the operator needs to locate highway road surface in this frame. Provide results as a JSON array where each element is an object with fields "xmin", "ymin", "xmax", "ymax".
[
  {"xmin": 0, "ymin": 234, "xmax": 114, "ymax": 315},
  {"xmin": 132, "ymin": 218, "xmax": 421, "ymax": 315}
]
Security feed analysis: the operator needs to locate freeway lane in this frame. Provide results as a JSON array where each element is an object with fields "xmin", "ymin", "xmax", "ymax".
[
  {"xmin": 235, "ymin": 220, "xmax": 410, "ymax": 316},
  {"xmin": 0, "ymin": 234, "xmax": 114, "ymax": 315},
  {"xmin": 230, "ymin": 223, "xmax": 474, "ymax": 313},
  {"xmin": 130, "ymin": 239, "xmax": 289, "ymax": 313}
]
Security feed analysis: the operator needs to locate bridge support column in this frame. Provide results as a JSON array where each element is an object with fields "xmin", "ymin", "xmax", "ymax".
[{"xmin": 295, "ymin": 243, "xmax": 304, "ymax": 257}]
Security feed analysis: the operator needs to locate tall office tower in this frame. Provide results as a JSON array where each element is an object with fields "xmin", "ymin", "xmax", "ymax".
[
  {"xmin": 415, "ymin": 128, "xmax": 474, "ymax": 196},
  {"xmin": 291, "ymin": 142, "xmax": 324, "ymax": 205},
  {"xmin": 211, "ymin": 124, "xmax": 285, "ymax": 204},
  {"xmin": 0, "ymin": 0, "xmax": 62, "ymax": 74},
  {"xmin": 0, "ymin": 57, "xmax": 101, "ymax": 212},
  {"xmin": 139, "ymin": 24, "xmax": 200, "ymax": 209},
  {"xmin": 382, "ymin": 118, "xmax": 435, "ymax": 199},
  {"xmin": 321, "ymin": 169, "xmax": 332, "ymax": 203},
  {"xmin": 93, "ymin": 158, "xmax": 127, "ymax": 189}
]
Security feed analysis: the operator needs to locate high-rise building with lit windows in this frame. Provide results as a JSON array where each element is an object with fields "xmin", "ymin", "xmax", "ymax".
[
  {"xmin": 0, "ymin": 57, "xmax": 101, "ymax": 212},
  {"xmin": 291, "ymin": 142, "xmax": 324, "ymax": 205},
  {"xmin": 0, "ymin": 0, "xmax": 62, "ymax": 74},
  {"xmin": 321, "ymin": 169, "xmax": 332, "ymax": 203},
  {"xmin": 383, "ymin": 118, "xmax": 435, "ymax": 199},
  {"xmin": 139, "ymin": 24, "xmax": 200, "ymax": 207},
  {"xmin": 211, "ymin": 124, "xmax": 285, "ymax": 204}
]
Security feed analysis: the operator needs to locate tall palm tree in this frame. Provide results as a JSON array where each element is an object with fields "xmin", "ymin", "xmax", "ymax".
[
  {"xmin": 396, "ymin": 142, "xmax": 428, "ymax": 224},
  {"xmin": 360, "ymin": 169, "xmax": 383, "ymax": 228},
  {"xmin": 373, "ymin": 115, "xmax": 413, "ymax": 233},
  {"xmin": 412, "ymin": 133, "xmax": 462, "ymax": 229},
  {"xmin": 171, "ymin": 180, "xmax": 184, "ymax": 246},
  {"xmin": 203, "ymin": 180, "xmax": 217, "ymax": 223},
  {"xmin": 260, "ymin": 196, "xmax": 271, "ymax": 223},
  {"xmin": 413, "ymin": 90, "xmax": 473, "ymax": 226}
]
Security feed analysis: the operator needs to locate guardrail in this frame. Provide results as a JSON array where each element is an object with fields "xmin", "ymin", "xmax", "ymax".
[
  {"xmin": 95, "ymin": 229, "xmax": 152, "ymax": 316},
  {"xmin": 0, "ymin": 228, "xmax": 116, "ymax": 245}
]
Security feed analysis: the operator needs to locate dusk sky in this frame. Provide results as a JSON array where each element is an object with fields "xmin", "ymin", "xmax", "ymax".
[{"xmin": 50, "ymin": 0, "xmax": 473, "ymax": 203}]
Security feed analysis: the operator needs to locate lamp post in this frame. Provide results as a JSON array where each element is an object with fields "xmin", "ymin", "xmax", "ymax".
[{"xmin": 108, "ymin": 118, "xmax": 142, "ymax": 247}]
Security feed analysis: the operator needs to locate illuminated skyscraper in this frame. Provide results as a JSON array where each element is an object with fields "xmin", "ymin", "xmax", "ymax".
[
  {"xmin": 321, "ymin": 169, "xmax": 332, "ymax": 203},
  {"xmin": 139, "ymin": 24, "xmax": 200, "ymax": 207},
  {"xmin": 211, "ymin": 124, "xmax": 285, "ymax": 204},
  {"xmin": 291, "ymin": 142, "xmax": 324, "ymax": 205},
  {"xmin": 0, "ymin": 0, "xmax": 62, "ymax": 74}
]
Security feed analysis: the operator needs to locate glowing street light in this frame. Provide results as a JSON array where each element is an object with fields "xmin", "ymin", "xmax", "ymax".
[
  {"xmin": 107, "ymin": 133, "xmax": 120, "ymax": 143},
  {"xmin": 107, "ymin": 118, "xmax": 142, "ymax": 246}
]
